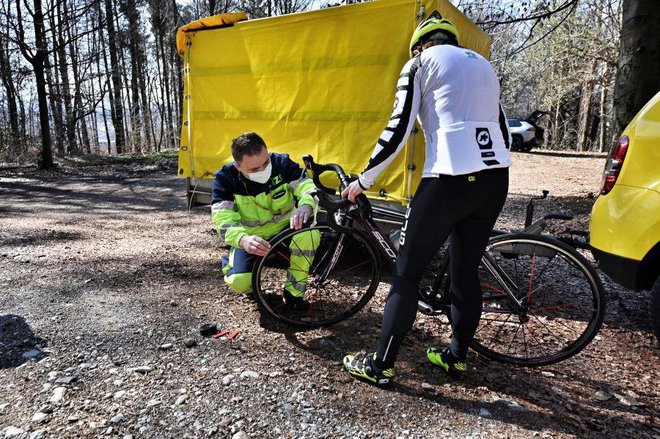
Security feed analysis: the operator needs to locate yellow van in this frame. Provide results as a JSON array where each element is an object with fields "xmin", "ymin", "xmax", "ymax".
[{"xmin": 589, "ymin": 91, "xmax": 660, "ymax": 340}]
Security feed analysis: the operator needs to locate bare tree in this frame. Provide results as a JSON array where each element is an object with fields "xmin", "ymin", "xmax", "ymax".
[{"xmin": 612, "ymin": 0, "xmax": 660, "ymax": 137}]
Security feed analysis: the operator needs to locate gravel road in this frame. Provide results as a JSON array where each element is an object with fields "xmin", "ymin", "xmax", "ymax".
[{"xmin": 0, "ymin": 152, "xmax": 658, "ymax": 438}]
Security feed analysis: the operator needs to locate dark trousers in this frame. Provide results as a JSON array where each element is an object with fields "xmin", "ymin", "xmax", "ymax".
[{"xmin": 376, "ymin": 168, "xmax": 509, "ymax": 365}]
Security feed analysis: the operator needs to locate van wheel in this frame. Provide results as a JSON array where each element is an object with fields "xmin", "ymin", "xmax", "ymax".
[{"xmin": 652, "ymin": 277, "xmax": 660, "ymax": 343}]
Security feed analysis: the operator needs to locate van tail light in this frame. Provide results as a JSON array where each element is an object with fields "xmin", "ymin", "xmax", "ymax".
[
  {"xmin": 527, "ymin": 126, "xmax": 536, "ymax": 132},
  {"xmin": 600, "ymin": 136, "xmax": 629, "ymax": 195}
]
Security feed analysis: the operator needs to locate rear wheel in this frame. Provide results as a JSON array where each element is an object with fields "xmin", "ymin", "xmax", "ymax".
[
  {"xmin": 470, "ymin": 233, "xmax": 605, "ymax": 366},
  {"xmin": 252, "ymin": 224, "xmax": 381, "ymax": 327}
]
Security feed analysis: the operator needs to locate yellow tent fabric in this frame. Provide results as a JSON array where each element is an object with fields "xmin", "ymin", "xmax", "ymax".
[
  {"xmin": 176, "ymin": 12, "xmax": 248, "ymax": 56},
  {"xmin": 177, "ymin": 0, "xmax": 490, "ymax": 203}
]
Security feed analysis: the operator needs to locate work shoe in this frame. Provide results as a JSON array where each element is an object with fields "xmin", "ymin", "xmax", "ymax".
[
  {"xmin": 426, "ymin": 347, "xmax": 467, "ymax": 379},
  {"xmin": 342, "ymin": 352, "xmax": 395, "ymax": 386},
  {"xmin": 283, "ymin": 290, "xmax": 311, "ymax": 313}
]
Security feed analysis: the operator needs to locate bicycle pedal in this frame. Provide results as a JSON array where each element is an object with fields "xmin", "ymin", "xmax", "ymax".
[{"xmin": 418, "ymin": 300, "xmax": 441, "ymax": 316}]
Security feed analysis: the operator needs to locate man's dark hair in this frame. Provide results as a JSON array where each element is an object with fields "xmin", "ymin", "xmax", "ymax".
[{"xmin": 231, "ymin": 132, "xmax": 267, "ymax": 162}]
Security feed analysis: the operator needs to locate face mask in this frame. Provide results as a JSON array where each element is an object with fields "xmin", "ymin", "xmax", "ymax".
[{"xmin": 245, "ymin": 161, "xmax": 272, "ymax": 184}]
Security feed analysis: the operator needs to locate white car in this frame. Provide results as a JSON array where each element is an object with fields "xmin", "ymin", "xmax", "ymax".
[{"xmin": 507, "ymin": 118, "xmax": 538, "ymax": 152}]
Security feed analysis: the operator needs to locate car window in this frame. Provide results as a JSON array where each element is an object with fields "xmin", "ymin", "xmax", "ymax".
[{"xmin": 507, "ymin": 118, "xmax": 522, "ymax": 127}]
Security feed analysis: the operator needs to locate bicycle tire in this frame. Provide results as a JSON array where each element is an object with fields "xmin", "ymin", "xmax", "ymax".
[
  {"xmin": 252, "ymin": 224, "xmax": 381, "ymax": 327},
  {"xmin": 466, "ymin": 233, "xmax": 605, "ymax": 366}
]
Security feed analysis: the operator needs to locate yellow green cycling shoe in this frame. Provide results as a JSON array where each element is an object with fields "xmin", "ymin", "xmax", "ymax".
[
  {"xmin": 427, "ymin": 347, "xmax": 467, "ymax": 379},
  {"xmin": 343, "ymin": 352, "xmax": 395, "ymax": 386}
]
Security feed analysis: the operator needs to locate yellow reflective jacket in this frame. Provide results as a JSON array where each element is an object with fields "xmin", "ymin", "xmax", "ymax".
[{"xmin": 211, "ymin": 153, "xmax": 317, "ymax": 247}]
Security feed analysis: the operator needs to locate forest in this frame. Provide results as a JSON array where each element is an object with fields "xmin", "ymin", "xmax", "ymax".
[{"xmin": 0, "ymin": 0, "xmax": 657, "ymax": 169}]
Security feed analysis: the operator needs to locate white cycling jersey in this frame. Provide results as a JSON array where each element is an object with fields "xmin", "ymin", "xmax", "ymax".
[{"xmin": 358, "ymin": 44, "xmax": 512, "ymax": 190}]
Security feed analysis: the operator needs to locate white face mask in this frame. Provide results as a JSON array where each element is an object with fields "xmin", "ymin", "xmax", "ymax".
[{"xmin": 245, "ymin": 161, "xmax": 272, "ymax": 184}]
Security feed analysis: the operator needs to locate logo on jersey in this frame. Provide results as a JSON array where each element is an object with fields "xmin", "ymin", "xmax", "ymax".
[
  {"xmin": 476, "ymin": 128, "xmax": 492, "ymax": 149},
  {"xmin": 465, "ymin": 51, "xmax": 477, "ymax": 59},
  {"xmin": 476, "ymin": 128, "xmax": 500, "ymax": 167},
  {"xmin": 271, "ymin": 175, "xmax": 282, "ymax": 185}
]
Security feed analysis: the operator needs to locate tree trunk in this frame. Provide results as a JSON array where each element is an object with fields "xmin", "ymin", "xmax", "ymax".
[
  {"xmin": 613, "ymin": 0, "xmax": 660, "ymax": 136},
  {"xmin": 123, "ymin": 0, "xmax": 144, "ymax": 152},
  {"xmin": 599, "ymin": 79, "xmax": 609, "ymax": 153},
  {"xmin": 45, "ymin": 6, "xmax": 65, "ymax": 154},
  {"xmin": 65, "ymin": 0, "xmax": 90, "ymax": 155},
  {"xmin": 56, "ymin": 0, "xmax": 77, "ymax": 154},
  {"xmin": 0, "ymin": 34, "xmax": 21, "ymax": 149},
  {"xmin": 105, "ymin": 0, "xmax": 126, "ymax": 154},
  {"xmin": 16, "ymin": 0, "xmax": 53, "ymax": 169}
]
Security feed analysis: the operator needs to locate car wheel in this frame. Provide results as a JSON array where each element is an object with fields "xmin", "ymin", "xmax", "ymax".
[
  {"xmin": 522, "ymin": 142, "xmax": 534, "ymax": 153},
  {"xmin": 652, "ymin": 276, "xmax": 660, "ymax": 343},
  {"xmin": 511, "ymin": 136, "xmax": 523, "ymax": 151}
]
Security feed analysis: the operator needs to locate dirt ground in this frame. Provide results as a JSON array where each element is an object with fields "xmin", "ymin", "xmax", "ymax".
[{"xmin": 1, "ymin": 152, "xmax": 658, "ymax": 439}]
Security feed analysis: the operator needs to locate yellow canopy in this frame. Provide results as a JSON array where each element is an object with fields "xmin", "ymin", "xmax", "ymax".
[{"xmin": 177, "ymin": 0, "xmax": 490, "ymax": 203}]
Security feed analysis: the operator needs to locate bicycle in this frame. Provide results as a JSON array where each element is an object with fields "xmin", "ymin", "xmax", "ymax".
[{"xmin": 251, "ymin": 156, "xmax": 605, "ymax": 366}]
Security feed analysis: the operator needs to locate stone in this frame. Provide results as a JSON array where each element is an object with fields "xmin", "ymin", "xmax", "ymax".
[
  {"xmin": 32, "ymin": 412, "xmax": 48, "ymax": 423},
  {"xmin": 146, "ymin": 400, "xmax": 161, "ymax": 408},
  {"xmin": 55, "ymin": 376, "xmax": 77, "ymax": 385},
  {"xmin": 22, "ymin": 349, "xmax": 42, "ymax": 359},
  {"xmin": 47, "ymin": 371, "xmax": 59, "ymax": 381},
  {"xmin": 232, "ymin": 432, "xmax": 249, "ymax": 439},
  {"xmin": 184, "ymin": 338, "xmax": 197, "ymax": 348},
  {"xmin": 222, "ymin": 375, "xmax": 234, "ymax": 386},
  {"xmin": 174, "ymin": 395, "xmax": 188, "ymax": 406},
  {"xmin": 592, "ymin": 391, "xmax": 610, "ymax": 401},
  {"xmin": 111, "ymin": 413, "xmax": 125, "ymax": 423},
  {"xmin": 478, "ymin": 408, "xmax": 492, "ymax": 417},
  {"xmin": 114, "ymin": 390, "xmax": 127, "ymax": 399},
  {"xmin": 0, "ymin": 403, "xmax": 10, "ymax": 411},
  {"xmin": 421, "ymin": 382, "xmax": 434, "ymax": 391},
  {"xmin": 50, "ymin": 387, "xmax": 67, "ymax": 404},
  {"xmin": 131, "ymin": 366, "xmax": 152, "ymax": 374},
  {"xmin": 4, "ymin": 427, "xmax": 25, "ymax": 438},
  {"xmin": 240, "ymin": 371, "xmax": 259, "ymax": 380},
  {"xmin": 159, "ymin": 343, "xmax": 174, "ymax": 351},
  {"xmin": 29, "ymin": 431, "xmax": 45, "ymax": 439}
]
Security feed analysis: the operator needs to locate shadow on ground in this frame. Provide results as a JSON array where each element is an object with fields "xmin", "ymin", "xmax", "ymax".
[{"xmin": 0, "ymin": 314, "xmax": 49, "ymax": 368}]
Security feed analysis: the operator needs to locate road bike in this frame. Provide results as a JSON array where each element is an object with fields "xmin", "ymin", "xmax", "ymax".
[{"xmin": 251, "ymin": 156, "xmax": 605, "ymax": 366}]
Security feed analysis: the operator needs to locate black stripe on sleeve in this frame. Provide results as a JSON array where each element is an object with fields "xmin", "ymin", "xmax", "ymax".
[
  {"xmin": 364, "ymin": 57, "xmax": 421, "ymax": 173},
  {"xmin": 499, "ymin": 105, "xmax": 510, "ymax": 150}
]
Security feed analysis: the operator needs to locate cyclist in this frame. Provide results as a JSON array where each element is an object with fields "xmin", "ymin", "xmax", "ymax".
[
  {"xmin": 212, "ymin": 132, "xmax": 319, "ymax": 310},
  {"xmin": 342, "ymin": 13, "xmax": 511, "ymax": 384}
]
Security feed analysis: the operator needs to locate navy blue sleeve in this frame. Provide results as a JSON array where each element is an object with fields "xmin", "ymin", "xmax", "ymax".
[
  {"xmin": 281, "ymin": 154, "xmax": 306, "ymax": 184},
  {"xmin": 211, "ymin": 169, "xmax": 234, "ymax": 204}
]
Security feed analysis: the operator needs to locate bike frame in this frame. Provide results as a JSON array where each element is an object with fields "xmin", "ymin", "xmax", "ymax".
[{"xmin": 318, "ymin": 200, "xmax": 525, "ymax": 313}]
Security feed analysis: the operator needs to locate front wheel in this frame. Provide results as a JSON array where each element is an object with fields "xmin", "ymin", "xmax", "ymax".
[
  {"xmin": 252, "ymin": 224, "xmax": 381, "ymax": 327},
  {"xmin": 470, "ymin": 233, "xmax": 606, "ymax": 366}
]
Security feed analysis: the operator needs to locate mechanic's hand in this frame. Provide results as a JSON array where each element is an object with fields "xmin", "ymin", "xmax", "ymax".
[
  {"xmin": 290, "ymin": 205, "xmax": 313, "ymax": 230},
  {"xmin": 341, "ymin": 179, "xmax": 364, "ymax": 203},
  {"xmin": 240, "ymin": 235, "xmax": 271, "ymax": 256}
]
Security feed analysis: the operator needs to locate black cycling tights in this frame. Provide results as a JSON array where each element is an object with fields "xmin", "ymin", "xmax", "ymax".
[{"xmin": 376, "ymin": 168, "xmax": 509, "ymax": 366}]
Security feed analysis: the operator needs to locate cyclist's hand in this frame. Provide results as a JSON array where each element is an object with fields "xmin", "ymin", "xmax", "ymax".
[
  {"xmin": 240, "ymin": 235, "xmax": 271, "ymax": 256},
  {"xmin": 341, "ymin": 180, "xmax": 364, "ymax": 203},
  {"xmin": 290, "ymin": 205, "xmax": 312, "ymax": 230}
]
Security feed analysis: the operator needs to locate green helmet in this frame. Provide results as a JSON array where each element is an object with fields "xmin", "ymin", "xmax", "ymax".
[{"xmin": 409, "ymin": 11, "xmax": 460, "ymax": 57}]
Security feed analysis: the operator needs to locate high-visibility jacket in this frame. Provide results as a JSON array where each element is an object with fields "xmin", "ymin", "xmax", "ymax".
[{"xmin": 211, "ymin": 153, "xmax": 317, "ymax": 247}]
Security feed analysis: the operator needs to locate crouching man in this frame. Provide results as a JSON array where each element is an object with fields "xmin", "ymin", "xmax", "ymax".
[{"xmin": 211, "ymin": 132, "xmax": 319, "ymax": 310}]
